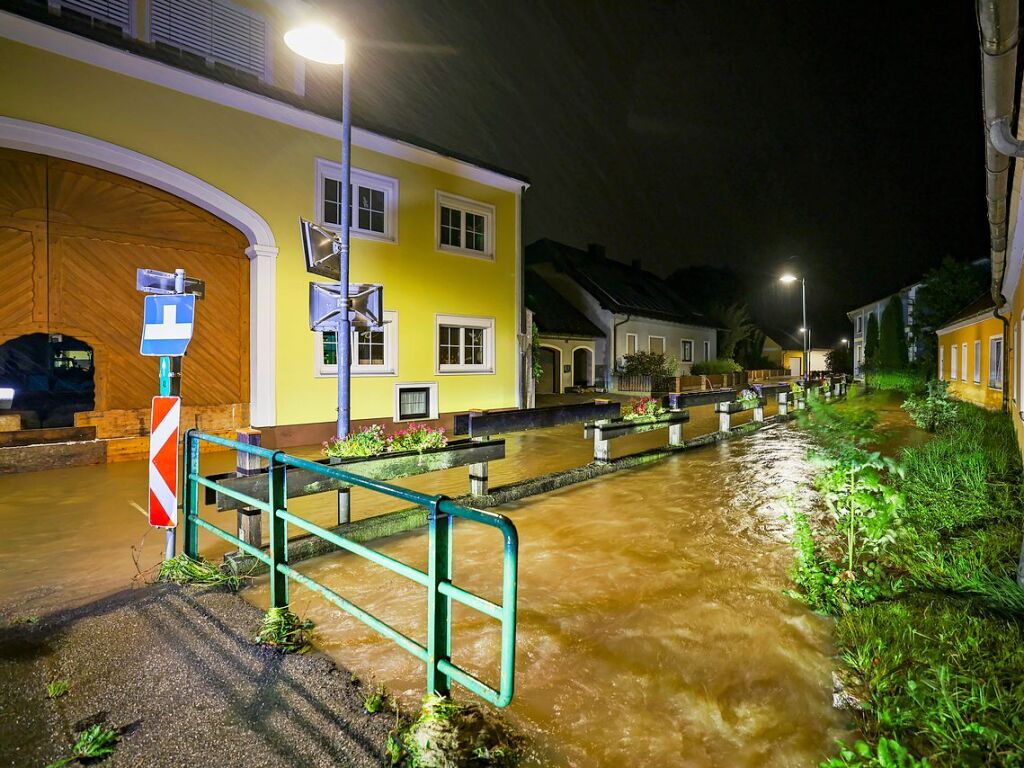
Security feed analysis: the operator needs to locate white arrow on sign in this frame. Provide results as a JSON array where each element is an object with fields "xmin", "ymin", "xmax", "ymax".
[{"xmin": 145, "ymin": 304, "xmax": 194, "ymax": 341}]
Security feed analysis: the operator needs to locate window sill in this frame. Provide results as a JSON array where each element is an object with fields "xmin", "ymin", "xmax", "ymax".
[
  {"xmin": 436, "ymin": 244, "xmax": 494, "ymax": 261},
  {"xmin": 436, "ymin": 368, "xmax": 495, "ymax": 376},
  {"xmin": 316, "ymin": 370, "xmax": 398, "ymax": 378}
]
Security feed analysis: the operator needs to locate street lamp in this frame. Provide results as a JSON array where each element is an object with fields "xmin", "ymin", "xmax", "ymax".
[
  {"xmin": 780, "ymin": 274, "xmax": 808, "ymax": 382},
  {"xmin": 286, "ymin": 22, "xmax": 351, "ymax": 438}
]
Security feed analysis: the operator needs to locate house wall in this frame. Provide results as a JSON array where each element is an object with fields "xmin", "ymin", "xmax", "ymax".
[
  {"xmin": 936, "ymin": 314, "xmax": 1005, "ymax": 410},
  {"xmin": 782, "ymin": 349, "xmax": 829, "ymax": 375},
  {"xmin": 613, "ymin": 317, "xmax": 717, "ymax": 375},
  {"xmin": 848, "ymin": 285, "xmax": 919, "ymax": 376},
  {"xmin": 536, "ymin": 337, "xmax": 596, "ymax": 393},
  {"xmin": 0, "ymin": 25, "xmax": 522, "ymax": 438}
]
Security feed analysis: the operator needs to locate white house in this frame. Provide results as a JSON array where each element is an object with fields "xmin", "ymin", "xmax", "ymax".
[{"xmin": 525, "ymin": 239, "xmax": 717, "ymax": 388}]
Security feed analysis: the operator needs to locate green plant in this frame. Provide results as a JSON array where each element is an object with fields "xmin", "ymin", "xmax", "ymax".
[
  {"xmin": 386, "ymin": 423, "xmax": 448, "ymax": 453},
  {"xmin": 47, "ymin": 724, "xmax": 118, "ymax": 768},
  {"xmin": 712, "ymin": 302, "xmax": 756, "ymax": 359},
  {"xmin": 323, "ymin": 423, "xmax": 388, "ymax": 458},
  {"xmin": 619, "ymin": 350, "xmax": 676, "ymax": 377},
  {"xmin": 864, "ymin": 369, "xmax": 927, "ymax": 395},
  {"xmin": 254, "ymin": 606, "xmax": 314, "ymax": 653},
  {"xmin": 878, "ymin": 295, "xmax": 910, "ymax": 370},
  {"xmin": 821, "ymin": 738, "xmax": 930, "ymax": 767},
  {"xmin": 690, "ymin": 357, "xmax": 742, "ymax": 375},
  {"xmin": 388, "ymin": 695, "xmax": 520, "ymax": 767},
  {"xmin": 621, "ymin": 396, "xmax": 665, "ymax": 421},
  {"xmin": 864, "ymin": 313, "xmax": 880, "ymax": 368},
  {"xmin": 10, "ymin": 615, "xmax": 39, "ymax": 625},
  {"xmin": 530, "ymin": 321, "xmax": 542, "ymax": 381},
  {"xmin": 47, "ymin": 680, "xmax": 70, "ymax": 699},
  {"xmin": 157, "ymin": 554, "xmax": 248, "ymax": 591},
  {"xmin": 901, "ymin": 380, "xmax": 957, "ymax": 433},
  {"xmin": 363, "ymin": 684, "xmax": 389, "ymax": 714}
]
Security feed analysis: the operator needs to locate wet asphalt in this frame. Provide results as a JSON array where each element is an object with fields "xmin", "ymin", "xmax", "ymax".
[{"xmin": 0, "ymin": 584, "xmax": 392, "ymax": 767}]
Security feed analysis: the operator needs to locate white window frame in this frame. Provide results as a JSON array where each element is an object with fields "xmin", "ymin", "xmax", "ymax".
[
  {"xmin": 856, "ymin": 315, "xmax": 863, "ymax": 334},
  {"xmin": 703, "ymin": 340, "xmax": 711, "ymax": 361},
  {"xmin": 315, "ymin": 310, "xmax": 398, "ymax": 377},
  {"xmin": 315, "ymin": 159, "xmax": 399, "ymax": 243},
  {"xmin": 435, "ymin": 191, "xmax": 495, "ymax": 260},
  {"xmin": 1019, "ymin": 318, "xmax": 1024, "ymax": 414},
  {"xmin": 950, "ymin": 343, "xmax": 958, "ymax": 381},
  {"xmin": 394, "ymin": 382, "xmax": 439, "ymax": 422},
  {"xmin": 989, "ymin": 335, "xmax": 1004, "ymax": 390},
  {"xmin": 974, "ymin": 340, "xmax": 982, "ymax": 384},
  {"xmin": 938, "ymin": 344, "xmax": 944, "ymax": 381},
  {"xmin": 961, "ymin": 342, "xmax": 968, "ymax": 383},
  {"xmin": 681, "ymin": 339, "xmax": 694, "ymax": 363},
  {"xmin": 435, "ymin": 314, "xmax": 495, "ymax": 374},
  {"xmin": 648, "ymin": 335, "xmax": 666, "ymax": 355},
  {"xmin": 625, "ymin": 333, "xmax": 638, "ymax": 356}
]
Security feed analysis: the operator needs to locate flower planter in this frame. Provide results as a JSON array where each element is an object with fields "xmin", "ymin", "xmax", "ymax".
[
  {"xmin": 208, "ymin": 438, "xmax": 506, "ymax": 511},
  {"xmin": 715, "ymin": 397, "xmax": 767, "ymax": 431}
]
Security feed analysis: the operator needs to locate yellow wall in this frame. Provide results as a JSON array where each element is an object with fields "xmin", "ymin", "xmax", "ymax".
[
  {"xmin": 936, "ymin": 315, "xmax": 1004, "ymax": 410},
  {"xmin": 0, "ymin": 36, "xmax": 521, "ymax": 427}
]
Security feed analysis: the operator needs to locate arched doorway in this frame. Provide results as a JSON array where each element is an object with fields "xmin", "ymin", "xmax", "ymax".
[
  {"xmin": 0, "ymin": 148, "xmax": 251, "ymax": 435},
  {"xmin": 537, "ymin": 346, "xmax": 561, "ymax": 394},
  {"xmin": 0, "ymin": 333, "xmax": 95, "ymax": 428},
  {"xmin": 572, "ymin": 347, "xmax": 593, "ymax": 387}
]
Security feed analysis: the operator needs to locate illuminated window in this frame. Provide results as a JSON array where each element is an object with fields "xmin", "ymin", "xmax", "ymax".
[
  {"xmin": 436, "ymin": 192, "xmax": 494, "ymax": 259},
  {"xmin": 317, "ymin": 161, "xmax": 398, "ymax": 242},
  {"xmin": 436, "ymin": 314, "xmax": 494, "ymax": 373},
  {"xmin": 989, "ymin": 336, "xmax": 1004, "ymax": 389},
  {"xmin": 681, "ymin": 339, "xmax": 694, "ymax": 363},
  {"xmin": 317, "ymin": 310, "xmax": 397, "ymax": 376},
  {"xmin": 649, "ymin": 336, "xmax": 665, "ymax": 354}
]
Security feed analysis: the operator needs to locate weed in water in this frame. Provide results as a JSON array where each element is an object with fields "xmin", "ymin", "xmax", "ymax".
[
  {"xmin": 254, "ymin": 606, "xmax": 314, "ymax": 653},
  {"xmin": 821, "ymin": 737, "xmax": 930, "ymax": 767},
  {"xmin": 157, "ymin": 553, "xmax": 248, "ymax": 591},
  {"xmin": 388, "ymin": 694, "xmax": 521, "ymax": 767},
  {"xmin": 10, "ymin": 615, "xmax": 40, "ymax": 625},
  {"xmin": 47, "ymin": 724, "xmax": 118, "ymax": 768},
  {"xmin": 46, "ymin": 680, "xmax": 69, "ymax": 699}
]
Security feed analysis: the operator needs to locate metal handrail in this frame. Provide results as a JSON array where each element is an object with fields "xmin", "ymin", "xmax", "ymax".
[{"xmin": 182, "ymin": 429, "xmax": 519, "ymax": 707}]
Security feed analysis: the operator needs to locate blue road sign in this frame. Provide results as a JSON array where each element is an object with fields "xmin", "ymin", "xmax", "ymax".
[{"xmin": 140, "ymin": 294, "xmax": 196, "ymax": 357}]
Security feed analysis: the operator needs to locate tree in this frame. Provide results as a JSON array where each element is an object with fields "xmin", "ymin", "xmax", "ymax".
[
  {"xmin": 911, "ymin": 257, "xmax": 988, "ymax": 373},
  {"xmin": 864, "ymin": 312, "xmax": 880, "ymax": 368},
  {"xmin": 878, "ymin": 294, "xmax": 909, "ymax": 369},
  {"xmin": 713, "ymin": 303, "xmax": 756, "ymax": 359},
  {"xmin": 826, "ymin": 343, "xmax": 853, "ymax": 375}
]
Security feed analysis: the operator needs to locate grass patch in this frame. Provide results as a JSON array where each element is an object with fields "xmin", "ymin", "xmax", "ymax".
[
  {"xmin": 46, "ymin": 724, "xmax": 118, "ymax": 767},
  {"xmin": 254, "ymin": 606, "xmax": 314, "ymax": 653},
  {"xmin": 46, "ymin": 680, "xmax": 70, "ymax": 699},
  {"xmin": 794, "ymin": 388, "xmax": 1024, "ymax": 766},
  {"xmin": 387, "ymin": 695, "xmax": 521, "ymax": 767},
  {"xmin": 157, "ymin": 553, "xmax": 249, "ymax": 591},
  {"xmin": 363, "ymin": 683, "xmax": 391, "ymax": 715},
  {"xmin": 10, "ymin": 615, "xmax": 40, "ymax": 625}
]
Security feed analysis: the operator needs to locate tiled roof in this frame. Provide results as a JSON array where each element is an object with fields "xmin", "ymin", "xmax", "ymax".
[
  {"xmin": 526, "ymin": 239, "xmax": 712, "ymax": 327},
  {"xmin": 525, "ymin": 270, "xmax": 604, "ymax": 339}
]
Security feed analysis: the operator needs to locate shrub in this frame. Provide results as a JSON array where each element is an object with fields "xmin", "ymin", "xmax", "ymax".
[
  {"xmin": 691, "ymin": 357, "xmax": 742, "ymax": 375},
  {"xmin": 386, "ymin": 423, "xmax": 448, "ymax": 453},
  {"xmin": 865, "ymin": 369, "xmax": 927, "ymax": 394},
  {"xmin": 619, "ymin": 350, "xmax": 676, "ymax": 377},
  {"xmin": 324, "ymin": 424, "xmax": 388, "ymax": 458},
  {"xmin": 901, "ymin": 380, "xmax": 957, "ymax": 433}
]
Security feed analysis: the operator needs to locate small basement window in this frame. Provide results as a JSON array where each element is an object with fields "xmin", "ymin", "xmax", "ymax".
[{"xmin": 394, "ymin": 382, "xmax": 438, "ymax": 422}]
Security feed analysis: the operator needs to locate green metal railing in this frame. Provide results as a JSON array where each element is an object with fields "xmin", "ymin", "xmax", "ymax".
[{"xmin": 182, "ymin": 430, "xmax": 519, "ymax": 707}]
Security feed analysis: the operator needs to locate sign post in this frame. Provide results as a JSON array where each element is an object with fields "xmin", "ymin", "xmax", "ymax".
[{"xmin": 138, "ymin": 268, "xmax": 204, "ymax": 560}]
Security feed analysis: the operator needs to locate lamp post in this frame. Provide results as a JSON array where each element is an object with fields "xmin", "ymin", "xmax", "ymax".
[
  {"xmin": 285, "ymin": 23, "xmax": 351, "ymax": 438},
  {"xmin": 780, "ymin": 274, "xmax": 808, "ymax": 383}
]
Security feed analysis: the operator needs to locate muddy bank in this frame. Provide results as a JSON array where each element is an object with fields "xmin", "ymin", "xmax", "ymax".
[{"xmin": 0, "ymin": 584, "xmax": 391, "ymax": 768}]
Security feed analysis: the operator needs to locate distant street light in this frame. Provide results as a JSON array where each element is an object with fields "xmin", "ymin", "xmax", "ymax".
[
  {"xmin": 780, "ymin": 274, "xmax": 808, "ymax": 382},
  {"xmin": 286, "ymin": 22, "xmax": 351, "ymax": 438}
]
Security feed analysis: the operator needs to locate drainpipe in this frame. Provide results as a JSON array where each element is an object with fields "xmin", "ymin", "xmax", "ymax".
[
  {"xmin": 610, "ymin": 314, "xmax": 631, "ymax": 390},
  {"xmin": 978, "ymin": 0, "xmax": 1022, "ymax": 413}
]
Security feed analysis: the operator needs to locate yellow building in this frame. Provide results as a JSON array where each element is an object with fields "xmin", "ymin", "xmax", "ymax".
[
  {"xmin": 0, "ymin": 4, "xmax": 528, "ymax": 448},
  {"xmin": 935, "ymin": 295, "xmax": 1004, "ymax": 410}
]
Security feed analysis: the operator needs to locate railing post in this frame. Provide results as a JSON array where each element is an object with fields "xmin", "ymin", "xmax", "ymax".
[
  {"xmin": 427, "ymin": 496, "xmax": 452, "ymax": 698},
  {"xmin": 183, "ymin": 429, "xmax": 200, "ymax": 560},
  {"xmin": 668, "ymin": 411, "xmax": 684, "ymax": 446},
  {"xmin": 268, "ymin": 452, "xmax": 289, "ymax": 610},
  {"xmin": 235, "ymin": 428, "xmax": 262, "ymax": 551},
  {"xmin": 753, "ymin": 401, "xmax": 765, "ymax": 423},
  {"xmin": 718, "ymin": 407, "xmax": 731, "ymax": 433},
  {"xmin": 778, "ymin": 392, "xmax": 789, "ymax": 416},
  {"xmin": 469, "ymin": 436, "xmax": 489, "ymax": 496},
  {"xmin": 337, "ymin": 487, "xmax": 351, "ymax": 525},
  {"xmin": 593, "ymin": 430, "xmax": 611, "ymax": 462}
]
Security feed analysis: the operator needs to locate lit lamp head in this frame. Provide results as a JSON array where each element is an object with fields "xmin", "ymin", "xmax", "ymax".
[
  {"xmin": 799, "ymin": 327, "xmax": 807, "ymax": 333},
  {"xmin": 841, "ymin": 338, "xmax": 848, "ymax": 344},
  {"xmin": 779, "ymin": 274, "xmax": 798, "ymax": 284},
  {"xmin": 284, "ymin": 23, "xmax": 346, "ymax": 65}
]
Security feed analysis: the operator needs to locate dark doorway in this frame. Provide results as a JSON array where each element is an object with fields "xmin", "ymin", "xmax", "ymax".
[
  {"xmin": 537, "ymin": 346, "xmax": 560, "ymax": 394},
  {"xmin": 573, "ymin": 347, "xmax": 593, "ymax": 387},
  {"xmin": 0, "ymin": 334, "xmax": 95, "ymax": 428}
]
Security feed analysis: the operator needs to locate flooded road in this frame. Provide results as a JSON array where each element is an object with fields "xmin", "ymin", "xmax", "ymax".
[
  {"xmin": 249, "ymin": 419, "xmax": 845, "ymax": 767},
  {"xmin": 0, "ymin": 399, "xmax": 846, "ymax": 765}
]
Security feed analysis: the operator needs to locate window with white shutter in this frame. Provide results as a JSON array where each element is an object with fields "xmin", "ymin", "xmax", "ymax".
[
  {"xmin": 58, "ymin": 0, "xmax": 132, "ymax": 32},
  {"xmin": 150, "ymin": 0, "xmax": 268, "ymax": 80}
]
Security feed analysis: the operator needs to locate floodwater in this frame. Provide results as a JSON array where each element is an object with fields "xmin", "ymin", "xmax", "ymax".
[
  {"xmin": 248, "ymin": 413, "xmax": 846, "ymax": 767},
  {"xmin": 0, "ymin": 399, "xmax": 846, "ymax": 765}
]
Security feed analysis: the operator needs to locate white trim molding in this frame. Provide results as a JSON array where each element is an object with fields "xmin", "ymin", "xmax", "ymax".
[
  {"xmin": 435, "ymin": 313, "xmax": 496, "ymax": 374},
  {"xmin": 569, "ymin": 344, "xmax": 595, "ymax": 387},
  {"xmin": 315, "ymin": 158, "xmax": 399, "ymax": 243},
  {"xmin": 0, "ymin": 10, "xmax": 529, "ymax": 193},
  {"xmin": 0, "ymin": 116, "xmax": 278, "ymax": 427},
  {"xmin": 315, "ymin": 309, "xmax": 399, "ymax": 378},
  {"xmin": 435, "ymin": 190, "xmax": 496, "ymax": 260}
]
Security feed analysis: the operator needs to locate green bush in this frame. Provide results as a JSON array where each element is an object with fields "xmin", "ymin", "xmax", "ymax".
[
  {"xmin": 690, "ymin": 357, "xmax": 742, "ymax": 375},
  {"xmin": 901, "ymin": 381, "xmax": 957, "ymax": 433},
  {"xmin": 865, "ymin": 369, "xmax": 927, "ymax": 394},
  {"xmin": 619, "ymin": 350, "xmax": 677, "ymax": 376},
  {"xmin": 323, "ymin": 424, "xmax": 388, "ymax": 458}
]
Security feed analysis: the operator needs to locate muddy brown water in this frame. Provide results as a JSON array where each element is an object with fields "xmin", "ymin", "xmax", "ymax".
[{"xmin": 1, "ymin": 401, "xmax": 847, "ymax": 765}]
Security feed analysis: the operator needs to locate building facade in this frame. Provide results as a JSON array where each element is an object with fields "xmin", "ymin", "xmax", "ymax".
[
  {"xmin": 0, "ymin": 4, "xmax": 527, "ymax": 448},
  {"xmin": 846, "ymin": 283, "xmax": 920, "ymax": 378},
  {"xmin": 935, "ymin": 295, "xmax": 1004, "ymax": 411},
  {"xmin": 525, "ymin": 239, "xmax": 717, "ymax": 387}
]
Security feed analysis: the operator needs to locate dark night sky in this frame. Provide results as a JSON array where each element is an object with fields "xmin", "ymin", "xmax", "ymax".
[{"xmin": 305, "ymin": 1, "xmax": 988, "ymax": 345}]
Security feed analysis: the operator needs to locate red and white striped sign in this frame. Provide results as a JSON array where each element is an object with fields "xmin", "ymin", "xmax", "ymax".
[{"xmin": 149, "ymin": 396, "xmax": 181, "ymax": 528}]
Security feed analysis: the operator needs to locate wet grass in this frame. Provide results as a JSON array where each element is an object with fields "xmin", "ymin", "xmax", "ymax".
[
  {"xmin": 386, "ymin": 695, "xmax": 520, "ymax": 767},
  {"xmin": 157, "ymin": 554, "xmax": 249, "ymax": 591},
  {"xmin": 795, "ymin": 391, "xmax": 1024, "ymax": 767},
  {"xmin": 254, "ymin": 606, "xmax": 314, "ymax": 653},
  {"xmin": 46, "ymin": 680, "xmax": 69, "ymax": 700},
  {"xmin": 46, "ymin": 724, "xmax": 118, "ymax": 767}
]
